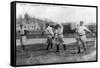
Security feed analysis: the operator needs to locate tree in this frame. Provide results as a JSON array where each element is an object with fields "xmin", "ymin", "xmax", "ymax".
[{"xmin": 24, "ymin": 13, "xmax": 30, "ymax": 24}]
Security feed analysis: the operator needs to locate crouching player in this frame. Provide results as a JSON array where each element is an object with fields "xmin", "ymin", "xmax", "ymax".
[{"xmin": 76, "ymin": 21, "xmax": 95, "ymax": 53}]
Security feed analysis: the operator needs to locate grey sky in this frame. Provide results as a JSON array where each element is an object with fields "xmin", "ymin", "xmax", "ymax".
[{"xmin": 16, "ymin": 3, "xmax": 96, "ymax": 24}]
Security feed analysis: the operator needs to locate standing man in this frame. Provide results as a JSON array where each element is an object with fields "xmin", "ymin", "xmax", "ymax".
[
  {"xmin": 20, "ymin": 24, "xmax": 27, "ymax": 51},
  {"xmin": 54, "ymin": 24, "xmax": 66, "ymax": 52},
  {"xmin": 76, "ymin": 21, "xmax": 95, "ymax": 53},
  {"xmin": 45, "ymin": 23, "xmax": 54, "ymax": 50}
]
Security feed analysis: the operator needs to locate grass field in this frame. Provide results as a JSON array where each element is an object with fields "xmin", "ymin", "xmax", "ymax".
[{"xmin": 16, "ymin": 37, "xmax": 97, "ymax": 65}]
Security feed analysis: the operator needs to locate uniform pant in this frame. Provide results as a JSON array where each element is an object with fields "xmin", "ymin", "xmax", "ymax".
[
  {"xmin": 76, "ymin": 35, "xmax": 87, "ymax": 53},
  {"xmin": 55, "ymin": 34, "xmax": 66, "ymax": 52},
  {"xmin": 46, "ymin": 34, "xmax": 53, "ymax": 50},
  {"xmin": 20, "ymin": 35, "xmax": 27, "ymax": 50}
]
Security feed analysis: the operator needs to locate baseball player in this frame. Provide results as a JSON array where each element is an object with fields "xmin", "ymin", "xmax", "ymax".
[
  {"xmin": 20, "ymin": 24, "xmax": 26, "ymax": 50},
  {"xmin": 45, "ymin": 24, "xmax": 54, "ymax": 50},
  {"xmin": 54, "ymin": 24, "xmax": 66, "ymax": 52},
  {"xmin": 76, "ymin": 21, "xmax": 95, "ymax": 53}
]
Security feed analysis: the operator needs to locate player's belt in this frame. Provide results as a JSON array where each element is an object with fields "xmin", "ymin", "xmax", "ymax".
[
  {"xmin": 20, "ymin": 34, "xmax": 25, "ymax": 36},
  {"xmin": 79, "ymin": 34, "xmax": 85, "ymax": 36},
  {"xmin": 48, "ymin": 33, "xmax": 53, "ymax": 35},
  {"xmin": 58, "ymin": 33, "xmax": 63, "ymax": 35}
]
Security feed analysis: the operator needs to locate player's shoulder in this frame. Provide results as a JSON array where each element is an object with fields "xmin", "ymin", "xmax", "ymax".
[
  {"xmin": 47, "ymin": 26, "xmax": 52, "ymax": 29},
  {"xmin": 83, "ymin": 25, "xmax": 87, "ymax": 28},
  {"xmin": 80, "ymin": 25, "xmax": 86, "ymax": 28}
]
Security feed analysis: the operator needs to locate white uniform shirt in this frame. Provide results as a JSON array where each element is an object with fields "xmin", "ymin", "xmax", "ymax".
[
  {"xmin": 77, "ymin": 25, "xmax": 89, "ymax": 35},
  {"xmin": 20, "ymin": 28, "xmax": 25, "ymax": 35},
  {"xmin": 57, "ymin": 24, "xmax": 63, "ymax": 34},
  {"xmin": 46, "ymin": 26, "xmax": 54, "ymax": 35}
]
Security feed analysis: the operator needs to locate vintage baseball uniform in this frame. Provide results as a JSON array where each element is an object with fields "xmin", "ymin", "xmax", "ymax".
[
  {"xmin": 57, "ymin": 24, "xmax": 64, "ymax": 38},
  {"xmin": 46, "ymin": 26, "xmax": 54, "ymax": 44},
  {"xmin": 56, "ymin": 24, "xmax": 64, "ymax": 44},
  {"xmin": 20, "ymin": 28, "xmax": 27, "ymax": 44},
  {"xmin": 77, "ymin": 25, "xmax": 89, "ymax": 43}
]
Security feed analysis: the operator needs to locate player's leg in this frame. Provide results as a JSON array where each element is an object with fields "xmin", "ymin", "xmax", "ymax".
[
  {"xmin": 46, "ymin": 38, "xmax": 50, "ymax": 50},
  {"xmin": 62, "ymin": 40, "xmax": 66, "ymax": 50},
  {"xmin": 59, "ymin": 34, "xmax": 66, "ymax": 50},
  {"xmin": 63, "ymin": 44, "xmax": 66, "ymax": 50},
  {"xmin": 20, "ymin": 35, "xmax": 25, "ymax": 50},
  {"xmin": 75, "ymin": 35, "xmax": 81, "ymax": 53},
  {"xmin": 77, "ymin": 42, "xmax": 81, "ymax": 53},
  {"xmin": 46, "ymin": 36, "xmax": 50, "ymax": 50},
  {"xmin": 82, "ymin": 41, "xmax": 86, "ymax": 51},
  {"xmin": 55, "ymin": 37, "xmax": 60, "ymax": 52},
  {"xmin": 46, "ymin": 44, "xmax": 50, "ymax": 50},
  {"xmin": 50, "ymin": 43, "xmax": 53, "ymax": 49},
  {"xmin": 50, "ymin": 37, "xmax": 53, "ymax": 49},
  {"xmin": 61, "ymin": 38, "xmax": 66, "ymax": 50},
  {"xmin": 76, "ymin": 38, "xmax": 81, "ymax": 53},
  {"xmin": 56, "ymin": 44, "xmax": 59, "ymax": 52},
  {"xmin": 46, "ymin": 35, "xmax": 52, "ymax": 50},
  {"xmin": 81, "ymin": 35, "xmax": 87, "ymax": 51}
]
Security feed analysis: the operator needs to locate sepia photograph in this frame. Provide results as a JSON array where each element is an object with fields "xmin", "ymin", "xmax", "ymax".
[{"xmin": 15, "ymin": 2, "xmax": 97, "ymax": 66}]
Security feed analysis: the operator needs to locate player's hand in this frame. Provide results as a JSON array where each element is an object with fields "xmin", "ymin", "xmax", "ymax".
[
  {"xmin": 92, "ymin": 33, "xmax": 95, "ymax": 37},
  {"xmin": 93, "ymin": 38, "xmax": 95, "ymax": 41}
]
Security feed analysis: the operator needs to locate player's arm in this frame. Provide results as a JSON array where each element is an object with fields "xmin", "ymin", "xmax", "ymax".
[
  {"xmin": 75, "ymin": 28, "xmax": 79, "ymax": 35},
  {"xmin": 45, "ymin": 27, "xmax": 52, "ymax": 35},
  {"xmin": 44, "ymin": 27, "xmax": 49, "ymax": 33},
  {"xmin": 84, "ymin": 27, "xmax": 95, "ymax": 36}
]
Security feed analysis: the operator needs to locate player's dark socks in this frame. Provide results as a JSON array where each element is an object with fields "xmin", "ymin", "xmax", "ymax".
[
  {"xmin": 76, "ymin": 43, "xmax": 81, "ymax": 53},
  {"xmin": 77, "ymin": 51, "xmax": 81, "ymax": 53},
  {"xmin": 84, "ymin": 48, "xmax": 86, "ymax": 51},
  {"xmin": 20, "ymin": 38, "xmax": 25, "ymax": 50},
  {"xmin": 83, "ymin": 45, "xmax": 86, "ymax": 51},
  {"xmin": 46, "ymin": 44, "xmax": 50, "ymax": 50},
  {"xmin": 82, "ymin": 43, "xmax": 86, "ymax": 51},
  {"xmin": 22, "ymin": 45, "xmax": 25, "ymax": 51},
  {"xmin": 77, "ymin": 46, "xmax": 81, "ymax": 53},
  {"xmin": 56, "ymin": 45, "xmax": 59, "ymax": 52},
  {"xmin": 77, "ymin": 49, "xmax": 81, "ymax": 53},
  {"xmin": 56, "ymin": 51, "xmax": 59, "ymax": 52},
  {"xmin": 50, "ymin": 43, "xmax": 53, "ymax": 49},
  {"xmin": 63, "ymin": 44, "xmax": 66, "ymax": 50},
  {"xmin": 56, "ymin": 50, "xmax": 59, "ymax": 52}
]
